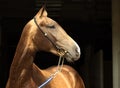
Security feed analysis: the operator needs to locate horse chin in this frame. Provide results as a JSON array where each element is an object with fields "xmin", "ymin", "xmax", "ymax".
[{"xmin": 64, "ymin": 52, "xmax": 77, "ymax": 62}]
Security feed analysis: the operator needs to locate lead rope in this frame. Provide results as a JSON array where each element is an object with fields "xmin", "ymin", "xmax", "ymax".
[{"xmin": 38, "ymin": 56, "xmax": 64, "ymax": 88}]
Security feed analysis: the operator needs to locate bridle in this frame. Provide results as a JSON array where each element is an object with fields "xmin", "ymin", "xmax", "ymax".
[
  {"xmin": 33, "ymin": 17, "xmax": 67, "ymax": 55},
  {"xmin": 33, "ymin": 17, "xmax": 67, "ymax": 88},
  {"xmin": 33, "ymin": 17, "xmax": 56, "ymax": 48}
]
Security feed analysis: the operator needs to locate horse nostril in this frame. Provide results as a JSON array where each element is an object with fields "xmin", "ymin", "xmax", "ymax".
[
  {"xmin": 76, "ymin": 52, "xmax": 80, "ymax": 57},
  {"xmin": 75, "ymin": 47, "xmax": 80, "ymax": 57}
]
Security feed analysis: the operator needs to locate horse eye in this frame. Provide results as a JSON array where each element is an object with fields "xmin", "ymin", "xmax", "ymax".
[{"xmin": 46, "ymin": 25, "xmax": 55, "ymax": 29}]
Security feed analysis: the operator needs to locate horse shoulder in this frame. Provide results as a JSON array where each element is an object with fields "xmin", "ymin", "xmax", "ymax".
[
  {"xmin": 32, "ymin": 64, "xmax": 85, "ymax": 88},
  {"xmin": 45, "ymin": 65, "xmax": 85, "ymax": 88}
]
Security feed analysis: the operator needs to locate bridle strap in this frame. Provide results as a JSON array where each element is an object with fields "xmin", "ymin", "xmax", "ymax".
[{"xmin": 33, "ymin": 17, "xmax": 60, "ymax": 51}]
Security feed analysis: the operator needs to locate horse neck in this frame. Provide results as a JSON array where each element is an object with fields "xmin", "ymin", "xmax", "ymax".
[{"xmin": 9, "ymin": 27, "xmax": 38, "ymax": 82}]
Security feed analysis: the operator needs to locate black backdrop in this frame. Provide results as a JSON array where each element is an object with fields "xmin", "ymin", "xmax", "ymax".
[{"xmin": 0, "ymin": 0, "xmax": 112, "ymax": 88}]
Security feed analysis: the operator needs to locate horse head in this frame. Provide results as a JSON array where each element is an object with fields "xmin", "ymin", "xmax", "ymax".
[{"xmin": 33, "ymin": 7, "xmax": 81, "ymax": 62}]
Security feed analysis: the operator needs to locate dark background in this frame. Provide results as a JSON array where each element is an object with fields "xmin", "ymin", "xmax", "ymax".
[{"xmin": 0, "ymin": 0, "xmax": 112, "ymax": 88}]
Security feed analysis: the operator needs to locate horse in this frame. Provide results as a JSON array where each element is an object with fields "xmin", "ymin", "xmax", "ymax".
[{"xmin": 6, "ymin": 7, "xmax": 85, "ymax": 88}]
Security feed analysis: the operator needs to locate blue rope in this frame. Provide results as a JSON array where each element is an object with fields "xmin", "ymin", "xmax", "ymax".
[
  {"xmin": 38, "ymin": 75, "xmax": 54, "ymax": 88},
  {"xmin": 38, "ymin": 57, "xmax": 65, "ymax": 88}
]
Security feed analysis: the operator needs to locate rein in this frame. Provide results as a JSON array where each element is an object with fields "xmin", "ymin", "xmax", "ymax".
[{"xmin": 33, "ymin": 17, "xmax": 67, "ymax": 88}]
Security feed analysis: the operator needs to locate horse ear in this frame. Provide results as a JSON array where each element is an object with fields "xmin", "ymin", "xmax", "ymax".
[
  {"xmin": 35, "ymin": 6, "xmax": 48, "ymax": 18},
  {"xmin": 39, "ymin": 6, "xmax": 48, "ymax": 18}
]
